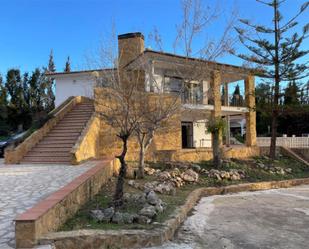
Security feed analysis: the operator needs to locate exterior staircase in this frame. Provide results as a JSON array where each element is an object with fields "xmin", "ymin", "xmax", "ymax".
[{"xmin": 21, "ymin": 102, "xmax": 94, "ymax": 164}]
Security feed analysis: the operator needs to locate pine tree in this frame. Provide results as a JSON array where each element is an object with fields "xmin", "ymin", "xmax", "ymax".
[
  {"xmin": 0, "ymin": 75, "xmax": 9, "ymax": 135},
  {"xmin": 231, "ymin": 85, "xmax": 244, "ymax": 106},
  {"xmin": 64, "ymin": 56, "xmax": 71, "ymax": 72},
  {"xmin": 234, "ymin": 0, "xmax": 309, "ymax": 159},
  {"xmin": 46, "ymin": 50, "xmax": 56, "ymax": 111},
  {"xmin": 284, "ymin": 81, "xmax": 300, "ymax": 106},
  {"xmin": 48, "ymin": 49, "xmax": 56, "ymax": 73}
]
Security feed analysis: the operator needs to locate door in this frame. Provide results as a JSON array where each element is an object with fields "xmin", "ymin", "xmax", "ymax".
[{"xmin": 182, "ymin": 122, "xmax": 193, "ymax": 148}]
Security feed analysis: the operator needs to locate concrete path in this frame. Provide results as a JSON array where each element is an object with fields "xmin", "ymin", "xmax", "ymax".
[
  {"xmin": 149, "ymin": 185, "xmax": 309, "ymax": 249},
  {"xmin": 0, "ymin": 159, "xmax": 95, "ymax": 249}
]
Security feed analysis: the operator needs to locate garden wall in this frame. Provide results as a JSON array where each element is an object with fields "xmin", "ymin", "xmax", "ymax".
[
  {"xmin": 152, "ymin": 146, "xmax": 261, "ymax": 162},
  {"xmin": 15, "ymin": 158, "xmax": 119, "ymax": 248}
]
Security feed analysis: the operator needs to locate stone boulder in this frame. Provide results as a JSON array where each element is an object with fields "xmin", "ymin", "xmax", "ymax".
[
  {"xmin": 112, "ymin": 211, "xmax": 124, "ymax": 224},
  {"xmin": 90, "ymin": 209, "xmax": 105, "ymax": 222},
  {"xmin": 146, "ymin": 190, "xmax": 160, "ymax": 205},
  {"xmin": 144, "ymin": 167, "xmax": 156, "ymax": 176},
  {"xmin": 181, "ymin": 169, "xmax": 199, "ymax": 182},
  {"xmin": 157, "ymin": 171, "xmax": 172, "ymax": 181},
  {"xmin": 154, "ymin": 181, "xmax": 176, "ymax": 195},
  {"xmin": 139, "ymin": 205, "xmax": 157, "ymax": 219},
  {"xmin": 137, "ymin": 215, "xmax": 151, "ymax": 224}
]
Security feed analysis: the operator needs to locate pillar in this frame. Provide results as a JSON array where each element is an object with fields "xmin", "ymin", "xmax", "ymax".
[
  {"xmin": 210, "ymin": 71, "xmax": 222, "ymax": 145},
  {"xmin": 245, "ymin": 75, "xmax": 257, "ymax": 146},
  {"xmin": 224, "ymin": 83, "xmax": 230, "ymax": 146}
]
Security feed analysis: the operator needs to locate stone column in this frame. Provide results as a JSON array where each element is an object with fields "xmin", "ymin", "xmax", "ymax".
[
  {"xmin": 224, "ymin": 83, "xmax": 230, "ymax": 146},
  {"xmin": 210, "ymin": 70, "xmax": 222, "ymax": 145},
  {"xmin": 245, "ymin": 75, "xmax": 257, "ymax": 146}
]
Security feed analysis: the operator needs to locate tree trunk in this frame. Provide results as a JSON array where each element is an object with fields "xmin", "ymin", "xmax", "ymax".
[
  {"xmin": 270, "ymin": 0, "xmax": 279, "ymax": 160},
  {"xmin": 137, "ymin": 132, "xmax": 154, "ymax": 179},
  {"xmin": 137, "ymin": 144, "xmax": 145, "ymax": 178},
  {"xmin": 113, "ymin": 136, "xmax": 128, "ymax": 207},
  {"xmin": 212, "ymin": 131, "xmax": 222, "ymax": 168}
]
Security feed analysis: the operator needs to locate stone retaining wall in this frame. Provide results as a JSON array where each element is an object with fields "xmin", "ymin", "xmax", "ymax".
[
  {"xmin": 71, "ymin": 114, "xmax": 100, "ymax": 164},
  {"xmin": 152, "ymin": 146, "xmax": 261, "ymax": 162},
  {"xmin": 38, "ymin": 178, "xmax": 309, "ymax": 249},
  {"xmin": 15, "ymin": 158, "xmax": 119, "ymax": 248},
  {"xmin": 5, "ymin": 96, "xmax": 90, "ymax": 164}
]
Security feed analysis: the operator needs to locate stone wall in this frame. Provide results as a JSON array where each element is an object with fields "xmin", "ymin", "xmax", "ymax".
[
  {"xmin": 71, "ymin": 114, "xmax": 100, "ymax": 164},
  {"xmin": 94, "ymin": 87, "xmax": 182, "ymax": 161},
  {"xmin": 152, "ymin": 146, "xmax": 261, "ymax": 162},
  {"xmin": 15, "ymin": 159, "xmax": 119, "ymax": 248},
  {"xmin": 5, "ymin": 96, "xmax": 90, "ymax": 164}
]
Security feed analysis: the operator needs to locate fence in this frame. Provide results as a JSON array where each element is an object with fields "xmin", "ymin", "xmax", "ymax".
[{"xmin": 257, "ymin": 137, "xmax": 309, "ymax": 148}]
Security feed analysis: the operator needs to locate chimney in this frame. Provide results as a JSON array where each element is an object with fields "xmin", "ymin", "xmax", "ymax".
[{"xmin": 118, "ymin": 32, "xmax": 144, "ymax": 68}]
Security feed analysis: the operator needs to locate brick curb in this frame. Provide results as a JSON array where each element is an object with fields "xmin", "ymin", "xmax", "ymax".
[{"xmin": 38, "ymin": 177, "xmax": 309, "ymax": 249}]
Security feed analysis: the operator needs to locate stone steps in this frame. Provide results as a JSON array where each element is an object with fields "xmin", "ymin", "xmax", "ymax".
[{"xmin": 21, "ymin": 101, "xmax": 94, "ymax": 164}]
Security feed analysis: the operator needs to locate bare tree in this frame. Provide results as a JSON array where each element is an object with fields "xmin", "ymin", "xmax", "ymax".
[
  {"xmin": 134, "ymin": 91, "xmax": 180, "ymax": 178},
  {"xmin": 95, "ymin": 69, "xmax": 146, "ymax": 207}
]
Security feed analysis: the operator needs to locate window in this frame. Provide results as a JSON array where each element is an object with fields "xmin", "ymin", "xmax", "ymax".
[{"xmin": 164, "ymin": 76, "xmax": 183, "ymax": 93}]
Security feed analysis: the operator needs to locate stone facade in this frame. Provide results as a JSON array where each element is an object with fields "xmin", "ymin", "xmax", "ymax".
[{"xmin": 94, "ymin": 87, "xmax": 182, "ymax": 161}]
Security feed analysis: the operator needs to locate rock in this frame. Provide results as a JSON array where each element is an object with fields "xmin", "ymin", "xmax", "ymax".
[
  {"xmin": 129, "ymin": 193, "xmax": 147, "ymax": 206},
  {"xmin": 155, "ymin": 203, "xmax": 165, "ymax": 213},
  {"xmin": 154, "ymin": 181, "xmax": 176, "ymax": 195},
  {"xmin": 139, "ymin": 205, "xmax": 157, "ymax": 219},
  {"xmin": 144, "ymin": 181, "xmax": 159, "ymax": 192},
  {"xmin": 90, "ymin": 209, "xmax": 104, "ymax": 222},
  {"xmin": 279, "ymin": 168, "xmax": 285, "ymax": 175},
  {"xmin": 137, "ymin": 215, "xmax": 151, "ymax": 224},
  {"xmin": 181, "ymin": 169, "xmax": 199, "ymax": 182},
  {"xmin": 170, "ymin": 177, "xmax": 184, "ymax": 188},
  {"xmin": 191, "ymin": 164, "xmax": 201, "ymax": 172},
  {"xmin": 285, "ymin": 168, "xmax": 292, "ymax": 173},
  {"xmin": 128, "ymin": 180, "xmax": 141, "ymax": 189},
  {"xmin": 157, "ymin": 171, "xmax": 172, "ymax": 181},
  {"xmin": 112, "ymin": 211, "xmax": 124, "ymax": 224},
  {"xmin": 144, "ymin": 167, "xmax": 156, "ymax": 176},
  {"xmin": 122, "ymin": 212, "xmax": 136, "ymax": 224},
  {"xmin": 231, "ymin": 174, "xmax": 240, "ymax": 181},
  {"xmin": 169, "ymin": 168, "xmax": 181, "ymax": 178},
  {"xmin": 102, "ymin": 207, "xmax": 114, "ymax": 222},
  {"xmin": 200, "ymin": 169, "xmax": 209, "ymax": 175},
  {"xmin": 146, "ymin": 190, "xmax": 160, "ymax": 205}
]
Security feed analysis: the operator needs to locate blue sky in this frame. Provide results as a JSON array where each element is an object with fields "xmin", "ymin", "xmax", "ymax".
[{"xmin": 0, "ymin": 0, "xmax": 308, "ymax": 78}]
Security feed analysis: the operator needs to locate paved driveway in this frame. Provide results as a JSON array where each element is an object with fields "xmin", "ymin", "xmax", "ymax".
[
  {"xmin": 149, "ymin": 185, "xmax": 309, "ymax": 249},
  {"xmin": 0, "ymin": 159, "xmax": 95, "ymax": 249}
]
